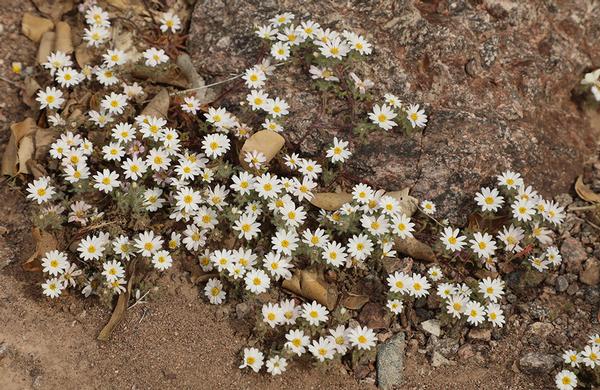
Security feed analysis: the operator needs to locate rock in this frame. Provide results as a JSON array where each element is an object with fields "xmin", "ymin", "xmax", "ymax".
[
  {"xmin": 421, "ymin": 319, "xmax": 441, "ymax": 337},
  {"xmin": 377, "ymin": 332, "xmax": 406, "ymax": 390},
  {"xmin": 527, "ymin": 322, "xmax": 554, "ymax": 338},
  {"xmin": 359, "ymin": 302, "xmax": 391, "ymax": 329},
  {"xmin": 561, "ymin": 237, "xmax": 588, "ymax": 273},
  {"xmin": 457, "ymin": 344, "xmax": 475, "ymax": 360},
  {"xmin": 187, "ymin": 0, "xmax": 600, "ymax": 223},
  {"xmin": 467, "ymin": 328, "xmax": 492, "ymax": 342},
  {"xmin": 580, "ymin": 258, "xmax": 600, "ymax": 286},
  {"xmin": 555, "ymin": 275, "xmax": 569, "ymax": 292},
  {"xmin": 431, "ymin": 351, "xmax": 452, "ymax": 367},
  {"xmin": 436, "ymin": 338, "xmax": 460, "ymax": 358},
  {"xmin": 518, "ymin": 352, "xmax": 559, "ymax": 374}
]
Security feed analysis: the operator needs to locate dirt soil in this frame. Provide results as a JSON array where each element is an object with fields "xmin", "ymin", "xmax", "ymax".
[{"xmin": 0, "ymin": 1, "xmax": 596, "ymax": 390}]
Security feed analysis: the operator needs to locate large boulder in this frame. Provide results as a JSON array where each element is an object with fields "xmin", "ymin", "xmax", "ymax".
[{"xmin": 188, "ymin": 0, "xmax": 600, "ymax": 222}]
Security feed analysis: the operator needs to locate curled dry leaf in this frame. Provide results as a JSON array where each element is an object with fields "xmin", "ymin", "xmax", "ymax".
[
  {"xmin": 394, "ymin": 237, "xmax": 436, "ymax": 262},
  {"xmin": 141, "ymin": 89, "xmax": 170, "ymax": 118},
  {"xmin": 386, "ymin": 187, "xmax": 418, "ymax": 217},
  {"xmin": 23, "ymin": 227, "xmax": 58, "ymax": 272},
  {"xmin": 239, "ymin": 130, "xmax": 285, "ymax": 170},
  {"xmin": 575, "ymin": 175, "xmax": 600, "ymax": 204},
  {"xmin": 37, "ymin": 31, "xmax": 55, "ymax": 65},
  {"xmin": 31, "ymin": 0, "xmax": 74, "ymax": 20},
  {"xmin": 105, "ymin": 0, "xmax": 147, "ymax": 15},
  {"xmin": 22, "ymin": 13, "xmax": 54, "ymax": 42},
  {"xmin": 1, "ymin": 118, "xmax": 37, "ymax": 177},
  {"xmin": 176, "ymin": 54, "xmax": 204, "ymax": 90},
  {"xmin": 17, "ymin": 136, "xmax": 35, "ymax": 175},
  {"xmin": 54, "ymin": 21, "xmax": 73, "ymax": 54},
  {"xmin": 98, "ymin": 259, "xmax": 138, "ymax": 341},
  {"xmin": 75, "ymin": 44, "xmax": 95, "ymax": 68},
  {"xmin": 22, "ymin": 77, "xmax": 41, "ymax": 109},
  {"xmin": 309, "ymin": 192, "xmax": 353, "ymax": 211},
  {"xmin": 341, "ymin": 292, "xmax": 370, "ymax": 310},
  {"xmin": 34, "ymin": 127, "xmax": 59, "ymax": 160},
  {"xmin": 131, "ymin": 64, "xmax": 190, "ymax": 89},
  {"xmin": 282, "ymin": 268, "xmax": 338, "ymax": 310}
]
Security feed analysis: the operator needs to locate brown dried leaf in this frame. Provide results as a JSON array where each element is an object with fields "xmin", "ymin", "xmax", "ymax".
[
  {"xmin": 240, "ymin": 130, "xmax": 285, "ymax": 170},
  {"xmin": 386, "ymin": 188, "xmax": 418, "ymax": 217},
  {"xmin": 34, "ymin": 127, "xmax": 59, "ymax": 160},
  {"xmin": 105, "ymin": 0, "xmax": 147, "ymax": 14},
  {"xmin": 309, "ymin": 192, "xmax": 353, "ymax": 211},
  {"xmin": 131, "ymin": 64, "xmax": 189, "ymax": 89},
  {"xmin": 282, "ymin": 269, "xmax": 338, "ymax": 310},
  {"xmin": 75, "ymin": 44, "xmax": 95, "ymax": 68},
  {"xmin": 341, "ymin": 293, "xmax": 370, "ymax": 310},
  {"xmin": 395, "ymin": 237, "xmax": 436, "ymax": 262},
  {"xmin": 17, "ymin": 136, "xmax": 35, "ymax": 175},
  {"xmin": 575, "ymin": 175, "xmax": 600, "ymax": 204},
  {"xmin": 176, "ymin": 54, "xmax": 204, "ymax": 90},
  {"xmin": 22, "ymin": 77, "xmax": 41, "ymax": 109},
  {"xmin": 54, "ymin": 21, "xmax": 73, "ymax": 54},
  {"xmin": 22, "ymin": 13, "xmax": 54, "ymax": 42},
  {"xmin": 23, "ymin": 228, "xmax": 58, "ymax": 272},
  {"xmin": 1, "ymin": 118, "xmax": 37, "ymax": 176},
  {"xmin": 141, "ymin": 89, "xmax": 170, "ymax": 118},
  {"xmin": 37, "ymin": 31, "xmax": 55, "ymax": 65},
  {"xmin": 31, "ymin": 0, "xmax": 74, "ymax": 20},
  {"xmin": 98, "ymin": 259, "xmax": 137, "ymax": 341}
]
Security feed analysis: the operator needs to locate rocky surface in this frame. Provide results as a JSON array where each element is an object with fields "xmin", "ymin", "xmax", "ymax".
[
  {"xmin": 376, "ymin": 332, "xmax": 406, "ymax": 389},
  {"xmin": 188, "ymin": 0, "xmax": 600, "ymax": 222}
]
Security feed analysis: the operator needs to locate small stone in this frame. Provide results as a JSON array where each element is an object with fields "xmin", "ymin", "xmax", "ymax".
[
  {"xmin": 580, "ymin": 258, "xmax": 600, "ymax": 286},
  {"xmin": 467, "ymin": 328, "xmax": 491, "ymax": 341},
  {"xmin": 421, "ymin": 319, "xmax": 441, "ymax": 337},
  {"xmin": 555, "ymin": 275, "xmax": 569, "ymax": 292},
  {"xmin": 359, "ymin": 303, "xmax": 391, "ymax": 329},
  {"xmin": 377, "ymin": 332, "xmax": 406, "ymax": 390},
  {"xmin": 518, "ymin": 352, "xmax": 559, "ymax": 374},
  {"xmin": 561, "ymin": 237, "xmax": 587, "ymax": 273},
  {"xmin": 431, "ymin": 351, "xmax": 452, "ymax": 367},
  {"xmin": 457, "ymin": 344, "xmax": 475, "ymax": 360}
]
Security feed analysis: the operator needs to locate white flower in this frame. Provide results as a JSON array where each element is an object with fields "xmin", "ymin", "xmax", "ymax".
[
  {"xmin": 256, "ymin": 25, "xmax": 277, "ymax": 40},
  {"xmin": 285, "ymin": 329, "xmax": 310, "ymax": 356},
  {"xmin": 152, "ymin": 250, "xmax": 173, "ymax": 271},
  {"xmin": 55, "ymin": 67, "xmax": 83, "ymax": 88},
  {"xmin": 440, "ymin": 227, "xmax": 466, "ymax": 252},
  {"xmin": 446, "ymin": 294, "xmax": 468, "ymax": 318},
  {"xmin": 26, "ymin": 177, "xmax": 55, "ymax": 204},
  {"xmin": 368, "ymin": 104, "xmax": 397, "ymax": 130},
  {"xmin": 465, "ymin": 301, "xmax": 486, "ymax": 326},
  {"xmin": 478, "ymin": 277, "xmax": 505, "ymax": 303},
  {"xmin": 326, "ymin": 137, "xmax": 351, "ymax": 163},
  {"xmin": 582, "ymin": 345, "xmax": 600, "ymax": 368},
  {"xmin": 497, "ymin": 224, "xmax": 524, "ymax": 253},
  {"xmin": 102, "ymin": 260, "xmax": 125, "ymax": 282},
  {"xmin": 421, "ymin": 200, "xmax": 436, "ymax": 214},
  {"xmin": 302, "ymin": 301, "xmax": 328, "ymax": 326},
  {"xmin": 95, "ymin": 67, "xmax": 119, "ymax": 86},
  {"xmin": 346, "ymin": 33, "xmax": 373, "ymax": 55},
  {"xmin": 319, "ymin": 37, "xmax": 350, "ymax": 59},
  {"xmin": 113, "ymin": 235, "xmax": 132, "ymax": 260},
  {"xmin": 308, "ymin": 337, "xmax": 336, "ymax": 362},
  {"xmin": 271, "ymin": 41, "xmax": 291, "ymax": 60},
  {"xmin": 265, "ymin": 97, "xmax": 289, "ymax": 118},
  {"xmin": 93, "ymin": 169, "xmax": 120, "ymax": 193},
  {"xmin": 204, "ymin": 106, "xmax": 235, "ymax": 129},
  {"xmin": 349, "ymin": 72, "xmax": 374, "ymax": 94},
  {"xmin": 279, "ymin": 299, "xmax": 300, "ymax": 325},
  {"xmin": 143, "ymin": 47, "xmax": 169, "ymax": 67},
  {"xmin": 246, "ymin": 89, "xmax": 269, "ymax": 110},
  {"xmin": 327, "ymin": 325, "xmax": 349, "ymax": 354},
  {"xmin": 43, "ymin": 51, "xmax": 73, "ymax": 74},
  {"xmin": 41, "ymin": 250, "xmax": 68, "ymax": 276},
  {"xmin": 42, "ymin": 278, "xmax": 63, "ymax": 298},
  {"xmin": 134, "ymin": 231, "xmax": 163, "ymax": 257},
  {"xmin": 270, "ymin": 12, "xmax": 294, "ymax": 26},
  {"xmin": 427, "ymin": 266, "xmax": 443, "ymax": 282},
  {"xmin": 309, "ymin": 65, "xmax": 339, "ymax": 82},
  {"xmin": 262, "ymin": 302, "xmax": 283, "ymax": 328},
  {"xmin": 233, "ymin": 213, "xmax": 261, "ymax": 240},
  {"xmin": 406, "ymin": 104, "xmax": 428, "ymax": 128},
  {"xmin": 122, "ymin": 156, "xmax": 148, "ymax": 181},
  {"xmin": 387, "ymin": 271, "xmax": 411, "ymax": 294},
  {"xmin": 322, "ymin": 241, "xmax": 348, "ymax": 267},
  {"xmin": 361, "ymin": 214, "xmax": 389, "ymax": 236},
  {"xmin": 205, "ymin": 278, "xmax": 226, "ymax": 304},
  {"xmin": 239, "ymin": 347, "xmax": 264, "ymax": 373},
  {"xmin": 347, "ymin": 326, "xmax": 376, "ymax": 350},
  {"xmin": 83, "ymin": 26, "xmax": 109, "ymax": 47},
  {"xmin": 486, "ymin": 303, "xmax": 505, "ymax": 327},
  {"xmin": 77, "ymin": 235, "xmax": 105, "ymax": 261},
  {"xmin": 271, "ymin": 229, "xmax": 298, "ymax": 256},
  {"xmin": 546, "ymin": 246, "xmax": 562, "ymax": 266},
  {"xmin": 408, "ymin": 273, "xmax": 431, "ymax": 298},
  {"xmin": 555, "ymin": 370, "xmax": 577, "ymax": 390},
  {"xmin": 244, "ymin": 150, "xmax": 266, "ymax": 169},
  {"xmin": 101, "ymin": 92, "xmax": 128, "ymax": 115},
  {"xmin": 469, "ymin": 232, "xmax": 497, "ymax": 259},
  {"xmin": 530, "ymin": 255, "xmax": 549, "ymax": 272},
  {"xmin": 475, "ymin": 187, "xmax": 504, "ymax": 212},
  {"xmin": 497, "ymin": 171, "xmax": 523, "ymax": 189},
  {"xmin": 298, "ymin": 159, "xmax": 322, "ymax": 181},
  {"xmin": 392, "ymin": 214, "xmax": 415, "ymax": 239},
  {"xmin": 244, "ymin": 269, "xmax": 270, "ymax": 294},
  {"xmin": 85, "ymin": 6, "xmax": 110, "ymax": 27},
  {"xmin": 243, "ymin": 66, "xmax": 266, "ymax": 89},
  {"xmin": 36, "ymin": 86, "xmax": 64, "ymax": 110},
  {"xmin": 112, "ymin": 122, "xmax": 136, "ymax": 143},
  {"xmin": 387, "ymin": 299, "xmax": 404, "ymax": 314},
  {"xmin": 266, "ymin": 356, "xmax": 287, "ymax": 376},
  {"xmin": 202, "ymin": 133, "xmax": 230, "ymax": 158},
  {"xmin": 347, "ymin": 234, "xmax": 374, "ymax": 261},
  {"xmin": 103, "ymin": 49, "xmax": 128, "ymax": 67},
  {"xmin": 511, "ymin": 199, "xmax": 535, "ymax": 222},
  {"xmin": 181, "ymin": 96, "xmax": 200, "ymax": 114},
  {"xmin": 159, "ymin": 11, "xmax": 181, "ymax": 33},
  {"xmin": 563, "ymin": 350, "xmax": 581, "ymax": 368}
]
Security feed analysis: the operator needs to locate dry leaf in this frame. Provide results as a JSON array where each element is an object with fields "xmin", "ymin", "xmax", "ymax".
[
  {"xmin": 141, "ymin": 89, "xmax": 170, "ymax": 118},
  {"xmin": 395, "ymin": 237, "xmax": 436, "ymax": 262},
  {"xmin": 17, "ymin": 136, "xmax": 35, "ymax": 175},
  {"xmin": 282, "ymin": 268, "xmax": 338, "ymax": 310},
  {"xmin": 34, "ymin": 127, "xmax": 59, "ymax": 160},
  {"xmin": 31, "ymin": 0, "xmax": 74, "ymax": 20},
  {"xmin": 98, "ymin": 259, "xmax": 137, "ymax": 341},
  {"xmin": 75, "ymin": 44, "xmax": 95, "ymax": 68},
  {"xmin": 54, "ymin": 21, "xmax": 73, "ymax": 54},
  {"xmin": 131, "ymin": 64, "xmax": 189, "ymax": 89},
  {"xmin": 23, "ymin": 228, "xmax": 58, "ymax": 272},
  {"xmin": 113, "ymin": 28, "xmax": 141, "ymax": 64},
  {"xmin": 26, "ymin": 160, "xmax": 48, "ymax": 179},
  {"xmin": 1, "ymin": 118, "xmax": 37, "ymax": 176},
  {"xmin": 22, "ymin": 13, "xmax": 54, "ymax": 42},
  {"xmin": 575, "ymin": 175, "xmax": 600, "ymax": 204},
  {"xmin": 22, "ymin": 77, "xmax": 41, "ymax": 109},
  {"xmin": 177, "ymin": 54, "xmax": 204, "ymax": 90},
  {"xmin": 309, "ymin": 192, "xmax": 353, "ymax": 211},
  {"xmin": 105, "ymin": 0, "xmax": 147, "ymax": 14},
  {"xmin": 240, "ymin": 130, "xmax": 285, "ymax": 170},
  {"xmin": 341, "ymin": 293, "xmax": 370, "ymax": 310},
  {"xmin": 386, "ymin": 188, "xmax": 418, "ymax": 217},
  {"xmin": 37, "ymin": 31, "xmax": 55, "ymax": 65}
]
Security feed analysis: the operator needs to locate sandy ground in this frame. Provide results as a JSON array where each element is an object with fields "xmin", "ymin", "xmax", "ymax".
[{"xmin": 0, "ymin": 2, "xmax": 556, "ymax": 389}]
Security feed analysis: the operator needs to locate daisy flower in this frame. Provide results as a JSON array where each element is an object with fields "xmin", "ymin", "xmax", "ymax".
[
  {"xmin": 327, "ymin": 325, "xmax": 350, "ymax": 354},
  {"xmin": 233, "ymin": 213, "xmax": 261, "ymax": 240},
  {"xmin": 77, "ymin": 235, "xmax": 105, "ymax": 261},
  {"xmin": 262, "ymin": 302, "xmax": 283, "ymax": 328},
  {"xmin": 152, "ymin": 250, "xmax": 173, "ymax": 271},
  {"xmin": 102, "ymin": 260, "xmax": 125, "ymax": 282},
  {"xmin": 309, "ymin": 65, "xmax": 339, "ymax": 82},
  {"xmin": 420, "ymin": 200, "xmax": 436, "ymax": 215},
  {"xmin": 440, "ymin": 226, "xmax": 466, "ymax": 251},
  {"xmin": 143, "ymin": 47, "xmax": 169, "ymax": 67},
  {"xmin": 266, "ymin": 356, "xmax": 287, "ymax": 376},
  {"xmin": 406, "ymin": 104, "xmax": 428, "ymax": 128},
  {"xmin": 478, "ymin": 277, "xmax": 505, "ymax": 303},
  {"xmin": 469, "ymin": 232, "xmax": 497, "ymax": 259},
  {"xmin": 582, "ymin": 345, "xmax": 600, "ymax": 368},
  {"xmin": 244, "ymin": 269, "xmax": 270, "ymax": 294},
  {"xmin": 205, "ymin": 278, "xmax": 226, "ymax": 304},
  {"xmin": 85, "ymin": 5, "xmax": 110, "ymax": 27},
  {"xmin": 42, "ymin": 278, "xmax": 64, "ymax": 298},
  {"xmin": 159, "ymin": 11, "xmax": 181, "ymax": 33},
  {"xmin": 181, "ymin": 96, "xmax": 200, "ymax": 114},
  {"xmin": 497, "ymin": 170, "xmax": 523, "ymax": 189},
  {"xmin": 279, "ymin": 299, "xmax": 300, "ymax": 325},
  {"xmin": 322, "ymin": 241, "xmax": 348, "ymax": 267},
  {"xmin": 347, "ymin": 234, "xmax": 374, "ymax": 261},
  {"xmin": 530, "ymin": 255, "xmax": 549, "ymax": 272},
  {"xmin": 239, "ymin": 347, "xmax": 264, "ymax": 373},
  {"xmin": 497, "ymin": 224, "xmax": 524, "ymax": 253},
  {"xmin": 36, "ymin": 86, "xmax": 64, "ymax": 110},
  {"xmin": 368, "ymin": 104, "xmax": 397, "ymax": 130},
  {"xmin": 347, "ymin": 326, "xmax": 376, "ymax": 350},
  {"xmin": 271, "ymin": 41, "xmax": 291, "ymax": 60},
  {"xmin": 302, "ymin": 301, "xmax": 329, "ymax": 326},
  {"xmin": 408, "ymin": 273, "xmax": 431, "ymax": 298},
  {"xmin": 26, "ymin": 177, "xmax": 55, "ymax": 204},
  {"xmin": 55, "ymin": 67, "xmax": 83, "ymax": 88},
  {"xmin": 271, "ymin": 229, "xmax": 298, "ymax": 256},
  {"xmin": 326, "ymin": 137, "xmax": 351, "ymax": 163},
  {"xmin": 319, "ymin": 37, "xmax": 350, "ymax": 59},
  {"xmin": 511, "ymin": 199, "xmax": 536, "ymax": 222},
  {"xmin": 563, "ymin": 350, "xmax": 581, "ymax": 367},
  {"xmin": 308, "ymin": 337, "xmax": 336, "ymax": 362},
  {"xmin": 387, "ymin": 299, "xmax": 404, "ymax": 314},
  {"xmin": 298, "ymin": 159, "xmax": 322, "ymax": 181},
  {"xmin": 103, "ymin": 49, "xmax": 127, "ymax": 67},
  {"xmin": 83, "ymin": 25, "xmax": 109, "ymax": 47},
  {"xmin": 446, "ymin": 294, "xmax": 468, "ymax": 318},
  {"xmin": 391, "ymin": 214, "xmax": 415, "ymax": 239},
  {"xmin": 285, "ymin": 329, "xmax": 310, "ymax": 356},
  {"xmin": 465, "ymin": 301, "xmax": 486, "ymax": 325},
  {"xmin": 242, "ymin": 67, "xmax": 266, "ymax": 89},
  {"xmin": 270, "ymin": 12, "xmax": 294, "ymax": 26},
  {"xmin": 134, "ymin": 231, "xmax": 163, "ymax": 257},
  {"xmin": 244, "ymin": 150, "xmax": 266, "ymax": 169},
  {"xmin": 387, "ymin": 271, "xmax": 411, "ymax": 294},
  {"xmin": 474, "ymin": 187, "xmax": 504, "ymax": 212},
  {"xmin": 555, "ymin": 370, "xmax": 577, "ymax": 390},
  {"xmin": 202, "ymin": 133, "xmax": 230, "ymax": 159},
  {"xmin": 302, "ymin": 228, "xmax": 329, "ymax": 248},
  {"xmin": 43, "ymin": 51, "xmax": 72, "ymax": 74},
  {"xmin": 349, "ymin": 72, "xmax": 374, "ymax": 94},
  {"xmin": 41, "ymin": 250, "xmax": 68, "ymax": 276},
  {"xmin": 427, "ymin": 266, "xmax": 443, "ymax": 282},
  {"xmin": 101, "ymin": 92, "xmax": 128, "ymax": 115},
  {"xmin": 486, "ymin": 303, "xmax": 505, "ymax": 327},
  {"xmin": 265, "ymin": 97, "xmax": 289, "ymax": 118}
]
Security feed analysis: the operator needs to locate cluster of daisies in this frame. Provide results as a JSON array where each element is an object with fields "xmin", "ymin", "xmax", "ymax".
[
  {"xmin": 369, "ymin": 94, "xmax": 428, "ymax": 131},
  {"xmin": 581, "ymin": 68, "xmax": 600, "ymax": 102},
  {"xmin": 556, "ymin": 334, "xmax": 600, "ymax": 390},
  {"xmin": 237, "ymin": 299, "xmax": 376, "ymax": 374},
  {"xmin": 434, "ymin": 171, "xmax": 565, "ymax": 273}
]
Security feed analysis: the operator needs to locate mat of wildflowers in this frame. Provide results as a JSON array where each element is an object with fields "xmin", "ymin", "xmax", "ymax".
[{"xmin": 1, "ymin": 3, "xmax": 600, "ymax": 390}]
